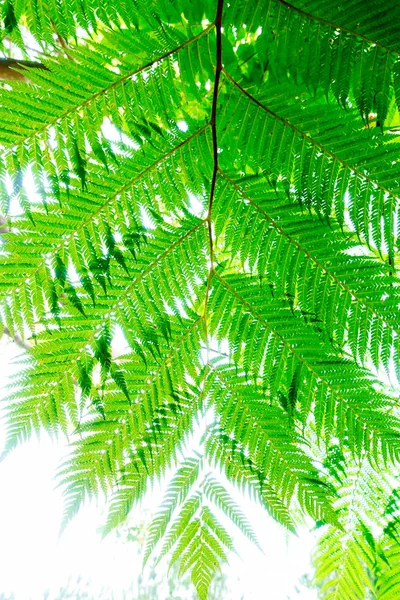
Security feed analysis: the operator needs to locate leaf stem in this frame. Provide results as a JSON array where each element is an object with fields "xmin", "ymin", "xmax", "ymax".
[{"xmin": 204, "ymin": 0, "xmax": 224, "ymax": 358}]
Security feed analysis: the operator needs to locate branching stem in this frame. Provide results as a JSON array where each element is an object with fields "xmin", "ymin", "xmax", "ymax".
[{"xmin": 203, "ymin": 0, "xmax": 224, "ymax": 360}]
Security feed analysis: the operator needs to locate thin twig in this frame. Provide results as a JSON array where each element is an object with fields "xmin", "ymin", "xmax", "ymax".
[
  {"xmin": 2, "ymin": 326, "xmax": 31, "ymax": 351},
  {"xmin": 50, "ymin": 19, "xmax": 75, "ymax": 61},
  {"xmin": 0, "ymin": 214, "xmax": 10, "ymax": 234},
  {"xmin": 0, "ymin": 57, "xmax": 48, "ymax": 82}
]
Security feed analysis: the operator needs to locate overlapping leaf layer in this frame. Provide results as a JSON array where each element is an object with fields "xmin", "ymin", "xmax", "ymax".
[{"xmin": 0, "ymin": 0, "xmax": 400, "ymax": 597}]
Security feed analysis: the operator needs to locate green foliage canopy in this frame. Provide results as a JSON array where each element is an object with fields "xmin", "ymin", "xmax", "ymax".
[{"xmin": 1, "ymin": 0, "xmax": 400, "ymax": 597}]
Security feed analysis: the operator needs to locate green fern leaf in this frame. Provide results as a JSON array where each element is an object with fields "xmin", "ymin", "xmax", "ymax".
[{"xmin": 1, "ymin": 0, "xmax": 400, "ymax": 596}]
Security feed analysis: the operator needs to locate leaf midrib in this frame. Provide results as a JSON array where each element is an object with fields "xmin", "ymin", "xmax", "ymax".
[
  {"xmin": 1, "ymin": 125, "xmax": 208, "ymax": 312},
  {"xmin": 213, "ymin": 269, "xmax": 394, "ymax": 444},
  {"xmin": 223, "ymin": 69, "xmax": 400, "ymax": 205},
  {"xmin": 219, "ymin": 169, "xmax": 400, "ymax": 340},
  {"xmin": 1, "ymin": 23, "xmax": 214, "ymax": 152},
  {"xmin": 278, "ymin": 0, "xmax": 400, "ymax": 56}
]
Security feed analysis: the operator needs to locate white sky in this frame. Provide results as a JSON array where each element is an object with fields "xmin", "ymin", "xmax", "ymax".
[{"xmin": 0, "ymin": 336, "xmax": 317, "ymax": 599}]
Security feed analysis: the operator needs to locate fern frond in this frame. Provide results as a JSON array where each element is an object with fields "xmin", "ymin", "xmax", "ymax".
[
  {"xmin": 313, "ymin": 446, "xmax": 398, "ymax": 599},
  {"xmin": 1, "ymin": 0, "xmax": 400, "ymax": 596},
  {"xmin": 214, "ymin": 173, "xmax": 400, "ymax": 372},
  {"xmin": 143, "ymin": 454, "xmax": 203, "ymax": 565},
  {"xmin": 202, "ymin": 473, "xmax": 261, "ymax": 549},
  {"xmin": 146, "ymin": 456, "xmax": 261, "ymax": 600},
  {"xmin": 205, "ymin": 426, "xmax": 296, "ymax": 532},
  {"xmin": 1, "ymin": 366, "xmax": 76, "ymax": 458},
  {"xmin": 376, "ymin": 522, "xmax": 400, "ymax": 599},
  {"xmin": 208, "ymin": 364, "xmax": 338, "ymax": 526},
  {"xmin": 218, "ymin": 78, "xmax": 400, "ymax": 263},
  {"xmin": 209, "ymin": 272, "xmax": 400, "ymax": 461},
  {"xmin": 225, "ymin": 0, "xmax": 400, "ymax": 125}
]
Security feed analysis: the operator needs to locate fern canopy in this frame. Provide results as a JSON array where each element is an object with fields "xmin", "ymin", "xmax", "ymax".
[{"xmin": 1, "ymin": 0, "xmax": 400, "ymax": 597}]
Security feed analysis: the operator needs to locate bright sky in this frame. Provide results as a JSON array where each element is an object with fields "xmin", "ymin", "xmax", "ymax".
[{"xmin": 0, "ymin": 335, "xmax": 318, "ymax": 599}]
